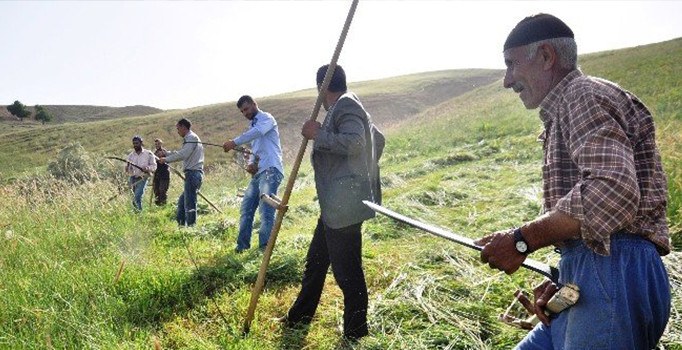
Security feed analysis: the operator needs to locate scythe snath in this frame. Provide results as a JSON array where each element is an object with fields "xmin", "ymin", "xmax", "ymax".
[{"xmin": 183, "ymin": 141, "xmax": 253, "ymax": 155}]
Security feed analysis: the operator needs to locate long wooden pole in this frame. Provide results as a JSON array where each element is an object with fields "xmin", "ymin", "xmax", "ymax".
[
  {"xmin": 165, "ymin": 163, "xmax": 223, "ymax": 215},
  {"xmin": 184, "ymin": 141, "xmax": 254, "ymax": 155},
  {"xmin": 242, "ymin": 0, "xmax": 360, "ymax": 334}
]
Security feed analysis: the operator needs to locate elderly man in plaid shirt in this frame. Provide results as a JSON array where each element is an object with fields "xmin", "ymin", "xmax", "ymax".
[{"xmin": 475, "ymin": 14, "xmax": 671, "ymax": 349}]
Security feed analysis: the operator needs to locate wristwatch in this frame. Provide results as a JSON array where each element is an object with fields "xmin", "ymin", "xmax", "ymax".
[{"xmin": 513, "ymin": 228, "xmax": 530, "ymax": 255}]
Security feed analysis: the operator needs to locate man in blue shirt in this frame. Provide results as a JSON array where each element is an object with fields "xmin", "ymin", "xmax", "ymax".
[{"xmin": 223, "ymin": 95, "xmax": 285, "ymax": 252}]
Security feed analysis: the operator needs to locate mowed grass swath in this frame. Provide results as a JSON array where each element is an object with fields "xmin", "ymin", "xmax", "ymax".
[{"xmin": 0, "ymin": 38, "xmax": 681, "ymax": 349}]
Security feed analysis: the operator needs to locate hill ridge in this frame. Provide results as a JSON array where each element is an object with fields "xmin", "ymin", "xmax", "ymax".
[{"xmin": 0, "ymin": 104, "xmax": 163, "ymax": 124}]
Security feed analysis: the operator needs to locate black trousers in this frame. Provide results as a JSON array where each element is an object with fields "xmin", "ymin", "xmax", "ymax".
[
  {"xmin": 152, "ymin": 174, "xmax": 170, "ymax": 205},
  {"xmin": 287, "ymin": 218, "xmax": 368, "ymax": 339}
]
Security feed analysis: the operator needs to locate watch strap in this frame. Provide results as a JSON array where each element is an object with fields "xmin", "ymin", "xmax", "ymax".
[{"xmin": 513, "ymin": 227, "xmax": 531, "ymax": 255}]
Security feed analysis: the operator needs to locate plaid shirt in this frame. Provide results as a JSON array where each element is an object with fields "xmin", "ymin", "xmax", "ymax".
[{"xmin": 538, "ymin": 70, "xmax": 670, "ymax": 256}]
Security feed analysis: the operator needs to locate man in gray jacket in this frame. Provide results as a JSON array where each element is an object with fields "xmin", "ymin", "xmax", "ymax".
[{"xmin": 282, "ymin": 64, "xmax": 384, "ymax": 341}]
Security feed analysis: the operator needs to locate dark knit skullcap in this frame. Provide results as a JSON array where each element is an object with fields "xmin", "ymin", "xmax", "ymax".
[
  {"xmin": 504, "ymin": 13, "xmax": 574, "ymax": 51},
  {"xmin": 132, "ymin": 135, "xmax": 143, "ymax": 142}
]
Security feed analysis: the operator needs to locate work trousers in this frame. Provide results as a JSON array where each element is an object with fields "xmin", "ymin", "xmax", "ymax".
[
  {"xmin": 287, "ymin": 219, "xmax": 369, "ymax": 339},
  {"xmin": 153, "ymin": 174, "xmax": 169, "ymax": 205},
  {"xmin": 237, "ymin": 167, "xmax": 283, "ymax": 251},
  {"xmin": 129, "ymin": 176, "xmax": 148, "ymax": 211},
  {"xmin": 176, "ymin": 170, "xmax": 202, "ymax": 226},
  {"xmin": 516, "ymin": 233, "xmax": 671, "ymax": 350}
]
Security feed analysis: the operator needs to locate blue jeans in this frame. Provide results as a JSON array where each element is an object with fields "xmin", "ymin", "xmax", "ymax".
[
  {"xmin": 130, "ymin": 176, "xmax": 148, "ymax": 211},
  {"xmin": 516, "ymin": 234, "xmax": 671, "ymax": 350},
  {"xmin": 237, "ymin": 167, "xmax": 283, "ymax": 251},
  {"xmin": 176, "ymin": 170, "xmax": 203, "ymax": 226}
]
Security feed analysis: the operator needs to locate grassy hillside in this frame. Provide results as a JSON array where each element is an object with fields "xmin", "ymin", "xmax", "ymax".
[
  {"xmin": 0, "ymin": 105, "xmax": 163, "ymax": 127},
  {"xmin": 0, "ymin": 38, "xmax": 680, "ymax": 349},
  {"xmin": 0, "ymin": 69, "xmax": 501, "ymax": 181}
]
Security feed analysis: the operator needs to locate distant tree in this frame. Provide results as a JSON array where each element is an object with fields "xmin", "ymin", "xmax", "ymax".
[
  {"xmin": 34, "ymin": 105, "xmax": 53, "ymax": 124},
  {"xmin": 7, "ymin": 100, "xmax": 31, "ymax": 121}
]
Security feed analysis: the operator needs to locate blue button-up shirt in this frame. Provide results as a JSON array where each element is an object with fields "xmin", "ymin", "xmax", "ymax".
[{"xmin": 234, "ymin": 110, "xmax": 284, "ymax": 175}]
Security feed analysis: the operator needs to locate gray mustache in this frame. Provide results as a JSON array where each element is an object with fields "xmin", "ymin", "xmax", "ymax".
[{"xmin": 510, "ymin": 83, "xmax": 524, "ymax": 93}]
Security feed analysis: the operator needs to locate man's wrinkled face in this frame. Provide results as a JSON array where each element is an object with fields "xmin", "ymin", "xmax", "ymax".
[
  {"xmin": 238, "ymin": 102, "xmax": 257, "ymax": 120},
  {"xmin": 132, "ymin": 139, "xmax": 142, "ymax": 152},
  {"xmin": 503, "ymin": 45, "xmax": 547, "ymax": 109}
]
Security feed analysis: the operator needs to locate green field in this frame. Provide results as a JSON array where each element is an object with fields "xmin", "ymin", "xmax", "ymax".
[{"xmin": 0, "ymin": 38, "xmax": 680, "ymax": 349}]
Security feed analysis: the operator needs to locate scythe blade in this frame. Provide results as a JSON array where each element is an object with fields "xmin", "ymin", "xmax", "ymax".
[{"xmin": 363, "ymin": 200, "xmax": 559, "ymax": 283}]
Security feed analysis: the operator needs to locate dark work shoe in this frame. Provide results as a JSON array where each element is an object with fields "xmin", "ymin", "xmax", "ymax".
[
  {"xmin": 274, "ymin": 314, "xmax": 312, "ymax": 328},
  {"xmin": 343, "ymin": 333, "xmax": 366, "ymax": 342},
  {"xmin": 335, "ymin": 336, "xmax": 362, "ymax": 350},
  {"xmin": 343, "ymin": 327, "xmax": 368, "ymax": 341},
  {"xmin": 273, "ymin": 315, "xmax": 299, "ymax": 328}
]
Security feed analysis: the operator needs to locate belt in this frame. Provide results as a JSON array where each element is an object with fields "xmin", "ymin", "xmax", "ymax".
[{"xmin": 556, "ymin": 232, "xmax": 645, "ymax": 253}]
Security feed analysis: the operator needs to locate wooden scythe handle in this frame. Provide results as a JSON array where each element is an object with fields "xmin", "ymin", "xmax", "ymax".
[
  {"xmin": 166, "ymin": 164, "xmax": 223, "ymax": 215},
  {"xmin": 144, "ymin": 154, "xmax": 223, "ymax": 215},
  {"xmin": 242, "ymin": 0, "xmax": 360, "ymax": 334}
]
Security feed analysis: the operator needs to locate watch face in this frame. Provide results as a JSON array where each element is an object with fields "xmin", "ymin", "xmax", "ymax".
[{"xmin": 515, "ymin": 241, "xmax": 528, "ymax": 253}]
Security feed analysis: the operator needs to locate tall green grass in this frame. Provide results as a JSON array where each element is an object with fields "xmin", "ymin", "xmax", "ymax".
[{"xmin": 3, "ymin": 111, "xmax": 678, "ymax": 348}]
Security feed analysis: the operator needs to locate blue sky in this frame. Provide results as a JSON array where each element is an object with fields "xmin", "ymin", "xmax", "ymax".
[{"xmin": 1, "ymin": 1, "xmax": 681, "ymax": 110}]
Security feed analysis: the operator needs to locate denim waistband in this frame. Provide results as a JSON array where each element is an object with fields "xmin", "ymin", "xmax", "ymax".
[
  {"xmin": 558, "ymin": 232, "xmax": 653, "ymax": 255},
  {"xmin": 184, "ymin": 169, "xmax": 203, "ymax": 173},
  {"xmin": 257, "ymin": 166, "xmax": 282, "ymax": 175}
]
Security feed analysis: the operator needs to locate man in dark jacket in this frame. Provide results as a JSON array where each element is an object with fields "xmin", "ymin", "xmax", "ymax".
[
  {"xmin": 152, "ymin": 138, "xmax": 170, "ymax": 206},
  {"xmin": 282, "ymin": 64, "xmax": 384, "ymax": 341}
]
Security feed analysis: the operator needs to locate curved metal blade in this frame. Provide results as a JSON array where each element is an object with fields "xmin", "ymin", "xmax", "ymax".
[{"xmin": 364, "ymin": 200, "xmax": 559, "ymax": 283}]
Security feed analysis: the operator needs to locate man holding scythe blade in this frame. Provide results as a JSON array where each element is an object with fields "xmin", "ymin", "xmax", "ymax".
[
  {"xmin": 366, "ymin": 12, "xmax": 671, "ymax": 350},
  {"xmin": 473, "ymin": 14, "xmax": 671, "ymax": 349}
]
